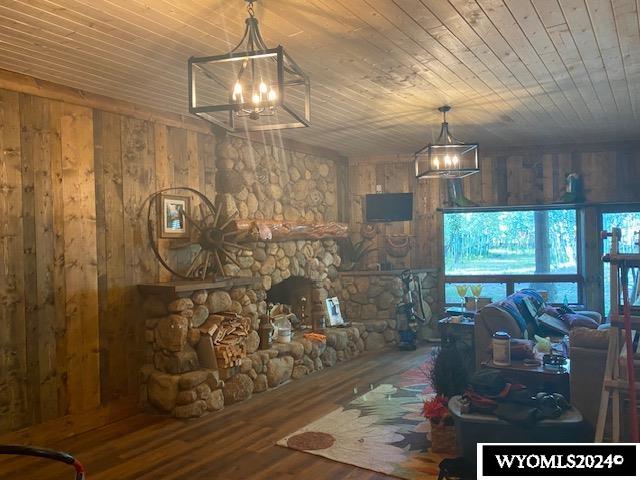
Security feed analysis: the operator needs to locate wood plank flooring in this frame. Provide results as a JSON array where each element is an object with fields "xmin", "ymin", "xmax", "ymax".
[{"xmin": 0, "ymin": 346, "xmax": 434, "ymax": 480}]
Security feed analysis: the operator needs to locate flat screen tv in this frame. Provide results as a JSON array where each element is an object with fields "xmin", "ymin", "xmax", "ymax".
[{"xmin": 365, "ymin": 193, "xmax": 413, "ymax": 222}]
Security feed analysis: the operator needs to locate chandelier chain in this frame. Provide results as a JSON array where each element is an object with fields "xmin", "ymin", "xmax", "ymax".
[{"xmin": 247, "ymin": 1, "xmax": 255, "ymax": 18}]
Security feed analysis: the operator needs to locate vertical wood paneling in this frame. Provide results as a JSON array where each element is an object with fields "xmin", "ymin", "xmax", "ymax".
[
  {"xmin": 50, "ymin": 101, "xmax": 68, "ymax": 420},
  {"xmin": 60, "ymin": 104, "xmax": 100, "ymax": 414},
  {"xmin": 36, "ymin": 99, "xmax": 62, "ymax": 423},
  {"xmin": 19, "ymin": 94, "xmax": 43, "ymax": 425},
  {"xmin": 153, "ymin": 123, "xmax": 173, "ymax": 284},
  {"xmin": 121, "ymin": 117, "xmax": 157, "ymax": 395},
  {"xmin": 94, "ymin": 110, "xmax": 127, "ymax": 402},
  {"xmin": 0, "ymin": 89, "xmax": 27, "ymax": 432}
]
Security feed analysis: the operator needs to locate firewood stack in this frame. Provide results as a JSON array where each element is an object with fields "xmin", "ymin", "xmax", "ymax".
[{"xmin": 198, "ymin": 312, "xmax": 250, "ymax": 369}]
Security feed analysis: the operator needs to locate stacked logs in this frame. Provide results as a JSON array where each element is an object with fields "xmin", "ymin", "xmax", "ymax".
[{"xmin": 199, "ymin": 312, "xmax": 250, "ymax": 369}]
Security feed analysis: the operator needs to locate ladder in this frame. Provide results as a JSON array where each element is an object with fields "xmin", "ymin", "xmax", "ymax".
[{"xmin": 595, "ymin": 228, "xmax": 640, "ymax": 442}]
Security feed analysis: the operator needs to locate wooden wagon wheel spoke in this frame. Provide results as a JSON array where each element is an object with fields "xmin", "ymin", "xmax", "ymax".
[
  {"xmin": 223, "ymin": 241, "xmax": 246, "ymax": 251},
  {"xmin": 214, "ymin": 250, "xmax": 225, "ymax": 275},
  {"xmin": 201, "ymin": 251, "xmax": 211, "ymax": 280},
  {"xmin": 168, "ymin": 239, "xmax": 199, "ymax": 250},
  {"xmin": 198, "ymin": 203, "xmax": 207, "ymax": 222},
  {"xmin": 180, "ymin": 207, "xmax": 202, "ymax": 232},
  {"xmin": 220, "ymin": 248, "xmax": 241, "ymax": 268},
  {"xmin": 185, "ymin": 247, "xmax": 205, "ymax": 277},
  {"xmin": 218, "ymin": 211, "xmax": 238, "ymax": 232},
  {"xmin": 212, "ymin": 204, "xmax": 222, "ymax": 228},
  {"xmin": 198, "ymin": 203, "xmax": 215, "ymax": 226}
]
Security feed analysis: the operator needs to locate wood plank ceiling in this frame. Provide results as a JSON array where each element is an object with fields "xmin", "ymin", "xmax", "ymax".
[{"xmin": 0, "ymin": 0, "xmax": 638, "ymax": 155}]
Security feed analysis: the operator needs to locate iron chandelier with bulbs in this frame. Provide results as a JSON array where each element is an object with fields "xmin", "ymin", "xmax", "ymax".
[
  {"xmin": 414, "ymin": 106, "xmax": 479, "ymax": 180},
  {"xmin": 188, "ymin": 0, "xmax": 310, "ymax": 132}
]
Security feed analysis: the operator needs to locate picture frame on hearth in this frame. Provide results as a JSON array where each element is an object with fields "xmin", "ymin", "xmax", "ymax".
[
  {"xmin": 325, "ymin": 297, "xmax": 345, "ymax": 327},
  {"xmin": 159, "ymin": 194, "xmax": 190, "ymax": 239}
]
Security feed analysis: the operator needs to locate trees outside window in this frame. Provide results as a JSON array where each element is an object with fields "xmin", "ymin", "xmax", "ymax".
[{"xmin": 443, "ymin": 208, "xmax": 579, "ymax": 305}]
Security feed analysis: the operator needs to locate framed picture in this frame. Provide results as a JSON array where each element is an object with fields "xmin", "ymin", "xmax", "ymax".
[
  {"xmin": 159, "ymin": 194, "xmax": 190, "ymax": 239},
  {"xmin": 325, "ymin": 297, "xmax": 345, "ymax": 327}
]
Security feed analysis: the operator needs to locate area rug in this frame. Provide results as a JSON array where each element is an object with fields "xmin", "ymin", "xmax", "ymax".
[{"xmin": 277, "ymin": 354, "xmax": 455, "ymax": 479}]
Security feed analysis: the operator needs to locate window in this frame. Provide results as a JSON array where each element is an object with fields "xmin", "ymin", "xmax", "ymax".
[
  {"xmin": 443, "ymin": 207, "xmax": 581, "ymax": 306},
  {"xmin": 602, "ymin": 209, "xmax": 640, "ymax": 314}
]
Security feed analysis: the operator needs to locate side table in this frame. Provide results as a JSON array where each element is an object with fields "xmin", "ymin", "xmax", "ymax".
[
  {"xmin": 438, "ymin": 317, "xmax": 475, "ymax": 374},
  {"xmin": 480, "ymin": 359, "xmax": 571, "ymax": 400}
]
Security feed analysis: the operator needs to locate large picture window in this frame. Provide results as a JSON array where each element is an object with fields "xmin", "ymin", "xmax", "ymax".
[{"xmin": 444, "ymin": 207, "xmax": 581, "ymax": 305}]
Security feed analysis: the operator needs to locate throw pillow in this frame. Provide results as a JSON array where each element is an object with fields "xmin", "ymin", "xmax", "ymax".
[{"xmin": 560, "ymin": 313, "xmax": 599, "ymax": 329}]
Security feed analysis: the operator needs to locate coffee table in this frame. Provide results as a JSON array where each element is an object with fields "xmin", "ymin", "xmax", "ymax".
[
  {"xmin": 449, "ymin": 395, "xmax": 585, "ymax": 461},
  {"xmin": 481, "ymin": 359, "xmax": 571, "ymax": 399}
]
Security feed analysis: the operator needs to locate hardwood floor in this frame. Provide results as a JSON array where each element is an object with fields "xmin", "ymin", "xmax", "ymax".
[{"xmin": 0, "ymin": 345, "xmax": 434, "ymax": 479}]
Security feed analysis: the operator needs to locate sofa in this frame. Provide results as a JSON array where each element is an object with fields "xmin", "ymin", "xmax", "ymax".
[{"xmin": 474, "ymin": 289, "xmax": 602, "ymax": 367}]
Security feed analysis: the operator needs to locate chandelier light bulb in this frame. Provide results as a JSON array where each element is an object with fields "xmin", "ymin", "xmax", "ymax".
[
  {"xmin": 232, "ymin": 81, "xmax": 243, "ymax": 101},
  {"xmin": 452, "ymin": 155, "xmax": 459, "ymax": 167},
  {"xmin": 259, "ymin": 81, "xmax": 268, "ymax": 94},
  {"xmin": 444, "ymin": 155, "xmax": 451, "ymax": 168},
  {"xmin": 252, "ymin": 93, "xmax": 261, "ymax": 105},
  {"xmin": 268, "ymin": 89, "xmax": 277, "ymax": 103},
  {"xmin": 433, "ymin": 157, "xmax": 440, "ymax": 170}
]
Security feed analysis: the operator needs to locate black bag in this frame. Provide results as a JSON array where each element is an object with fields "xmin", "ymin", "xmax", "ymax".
[{"xmin": 468, "ymin": 369, "xmax": 507, "ymax": 396}]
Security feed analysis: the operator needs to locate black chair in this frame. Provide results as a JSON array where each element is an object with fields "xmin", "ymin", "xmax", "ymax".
[
  {"xmin": 438, "ymin": 457, "xmax": 476, "ymax": 480},
  {"xmin": 0, "ymin": 445, "xmax": 85, "ymax": 479}
]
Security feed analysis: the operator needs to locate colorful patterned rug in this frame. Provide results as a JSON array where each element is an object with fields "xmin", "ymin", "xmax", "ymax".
[{"xmin": 277, "ymin": 355, "xmax": 455, "ymax": 479}]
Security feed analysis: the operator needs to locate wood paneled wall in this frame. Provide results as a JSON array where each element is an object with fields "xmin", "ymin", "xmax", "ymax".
[
  {"xmin": 349, "ymin": 144, "xmax": 640, "ymax": 313},
  {"xmin": 0, "ymin": 81, "xmax": 342, "ymax": 438},
  {"xmin": 0, "ymin": 90, "xmax": 215, "ymax": 435}
]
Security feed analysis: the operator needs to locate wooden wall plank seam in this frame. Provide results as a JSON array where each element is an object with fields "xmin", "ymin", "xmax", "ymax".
[{"xmin": 0, "ymin": 89, "xmax": 27, "ymax": 431}]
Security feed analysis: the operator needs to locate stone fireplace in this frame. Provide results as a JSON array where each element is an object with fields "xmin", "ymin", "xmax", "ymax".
[{"xmin": 134, "ymin": 136, "xmax": 432, "ymax": 420}]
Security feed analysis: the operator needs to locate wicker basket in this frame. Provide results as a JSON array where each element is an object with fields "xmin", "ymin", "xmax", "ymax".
[{"xmin": 430, "ymin": 418, "xmax": 457, "ymax": 454}]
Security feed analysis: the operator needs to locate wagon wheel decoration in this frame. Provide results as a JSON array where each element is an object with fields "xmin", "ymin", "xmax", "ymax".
[{"xmin": 147, "ymin": 187, "xmax": 249, "ymax": 280}]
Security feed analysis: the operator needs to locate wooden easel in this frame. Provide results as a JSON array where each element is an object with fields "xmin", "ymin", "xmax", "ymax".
[{"xmin": 595, "ymin": 228, "xmax": 640, "ymax": 442}]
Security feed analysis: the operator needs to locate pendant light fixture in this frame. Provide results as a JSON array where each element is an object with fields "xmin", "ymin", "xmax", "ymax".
[
  {"xmin": 188, "ymin": 0, "xmax": 310, "ymax": 132},
  {"xmin": 414, "ymin": 106, "xmax": 479, "ymax": 179}
]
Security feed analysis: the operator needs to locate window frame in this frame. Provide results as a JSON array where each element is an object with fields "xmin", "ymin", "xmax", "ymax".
[
  {"xmin": 442, "ymin": 204, "xmax": 584, "ymax": 306},
  {"xmin": 598, "ymin": 202, "xmax": 640, "ymax": 314}
]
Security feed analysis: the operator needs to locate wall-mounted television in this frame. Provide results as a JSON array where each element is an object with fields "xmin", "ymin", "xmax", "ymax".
[{"xmin": 365, "ymin": 193, "xmax": 413, "ymax": 222}]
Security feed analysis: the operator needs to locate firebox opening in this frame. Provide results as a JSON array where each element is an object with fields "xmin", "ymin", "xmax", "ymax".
[{"xmin": 266, "ymin": 276, "xmax": 314, "ymax": 330}]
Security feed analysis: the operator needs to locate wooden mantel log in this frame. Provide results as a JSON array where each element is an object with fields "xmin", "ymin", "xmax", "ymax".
[
  {"xmin": 234, "ymin": 220, "xmax": 348, "ymax": 242},
  {"xmin": 137, "ymin": 276, "xmax": 258, "ymax": 296}
]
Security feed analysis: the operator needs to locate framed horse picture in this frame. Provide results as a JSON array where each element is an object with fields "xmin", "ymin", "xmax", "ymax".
[{"xmin": 159, "ymin": 194, "xmax": 190, "ymax": 239}]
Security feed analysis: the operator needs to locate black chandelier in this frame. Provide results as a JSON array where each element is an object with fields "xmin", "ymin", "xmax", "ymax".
[
  {"xmin": 188, "ymin": 0, "xmax": 310, "ymax": 132},
  {"xmin": 414, "ymin": 106, "xmax": 479, "ymax": 180}
]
